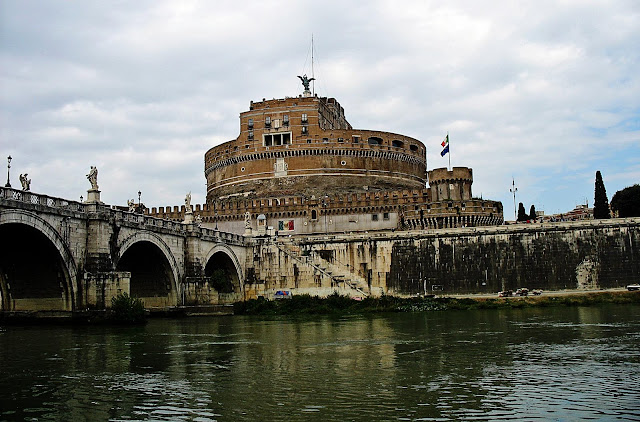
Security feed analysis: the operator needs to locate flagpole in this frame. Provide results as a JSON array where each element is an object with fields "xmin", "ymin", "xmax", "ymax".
[{"xmin": 448, "ymin": 132, "xmax": 451, "ymax": 171}]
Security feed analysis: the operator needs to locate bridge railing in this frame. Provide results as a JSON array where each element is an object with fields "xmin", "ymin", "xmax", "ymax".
[
  {"xmin": 108, "ymin": 206, "xmax": 186, "ymax": 232},
  {"xmin": 200, "ymin": 226, "xmax": 247, "ymax": 245},
  {"xmin": 0, "ymin": 186, "xmax": 85, "ymax": 212}
]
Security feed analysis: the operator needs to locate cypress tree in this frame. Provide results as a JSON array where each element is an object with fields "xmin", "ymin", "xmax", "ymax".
[
  {"xmin": 517, "ymin": 202, "xmax": 528, "ymax": 221},
  {"xmin": 594, "ymin": 171, "xmax": 610, "ymax": 219},
  {"xmin": 529, "ymin": 204, "xmax": 537, "ymax": 220}
]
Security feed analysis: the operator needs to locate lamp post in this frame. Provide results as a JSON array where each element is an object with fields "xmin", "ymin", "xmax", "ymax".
[
  {"xmin": 214, "ymin": 200, "xmax": 218, "ymax": 230},
  {"xmin": 5, "ymin": 155, "xmax": 11, "ymax": 188},
  {"xmin": 510, "ymin": 178, "xmax": 518, "ymax": 221},
  {"xmin": 138, "ymin": 190, "xmax": 141, "ymax": 214},
  {"xmin": 322, "ymin": 196, "xmax": 328, "ymax": 234}
]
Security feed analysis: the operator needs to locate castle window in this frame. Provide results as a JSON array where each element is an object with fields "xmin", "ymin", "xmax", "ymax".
[
  {"xmin": 338, "ymin": 137, "xmax": 344, "ymax": 143},
  {"xmin": 302, "ymin": 126, "xmax": 308, "ymax": 134},
  {"xmin": 352, "ymin": 136, "xmax": 360, "ymax": 143},
  {"xmin": 410, "ymin": 144, "xmax": 418, "ymax": 152},
  {"xmin": 273, "ymin": 119, "xmax": 281, "ymax": 129},
  {"xmin": 322, "ymin": 137, "xmax": 329, "ymax": 143},
  {"xmin": 248, "ymin": 118, "xmax": 254, "ymax": 129},
  {"xmin": 265, "ymin": 116, "xmax": 271, "ymax": 127},
  {"xmin": 248, "ymin": 130, "xmax": 254, "ymax": 139},
  {"xmin": 283, "ymin": 115, "xmax": 289, "ymax": 125},
  {"xmin": 392, "ymin": 140, "xmax": 404, "ymax": 148},
  {"xmin": 301, "ymin": 113, "xmax": 308, "ymax": 123},
  {"xmin": 372, "ymin": 214, "xmax": 379, "ymax": 221},
  {"xmin": 307, "ymin": 139, "xmax": 312, "ymax": 144},
  {"xmin": 264, "ymin": 132, "xmax": 292, "ymax": 146},
  {"xmin": 368, "ymin": 137, "xmax": 383, "ymax": 145},
  {"xmin": 311, "ymin": 209, "xmax": 318, "ymax": 220},
  {"xmin": 383, "ymin": 212, "xmax": 390, "ymax": 220}
]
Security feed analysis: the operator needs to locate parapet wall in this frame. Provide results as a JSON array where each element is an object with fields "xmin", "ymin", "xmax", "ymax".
[{"xmin": 248, "ymin": 218, "xmax": 640, "ymax": 297}]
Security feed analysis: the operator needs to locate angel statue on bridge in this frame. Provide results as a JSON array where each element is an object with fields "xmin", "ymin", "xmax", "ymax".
[
  {"xmin": 19, "ymin": 173, "xmax": 31, "ymax": 191},
  {"xmin": 86, "ymin": 166, "xmax": 98, "ymax": 190}
]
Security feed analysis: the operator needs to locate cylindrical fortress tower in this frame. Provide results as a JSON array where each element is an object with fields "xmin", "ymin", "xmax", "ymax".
[
  {"xmin": 427, "ymin": 167, "xmax": 473, "ymax": 202},
  {"xmin": 205, "ymin": 95, "xmax": 427, "ymax": 202}
]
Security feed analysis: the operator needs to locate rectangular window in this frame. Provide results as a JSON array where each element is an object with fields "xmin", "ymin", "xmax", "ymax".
[
  {"xmin": 265, "ymin": 116, "xmax": 271, "ymax": 127},
  {"xmin": 273, "ymin": 119, "xmax": 280, "ymax": 129},
  {"xmin": 302, "ymin": 126, "xmax": 308, "ymax": 134},
  {"xmin": 352, "ymin": 135, "xmax": 360, "ymax": 143},
  {"xmin": 301, "ymin": 113, "xmax": 308, "ymax": 123},
  {"xmin": 383, "ymin": 212, "xmax": 390, "ymax": 220},
  {"xmin": 263, "ymin": 132, "xmax": 291, "ymax": 147},
  {"xmin": 248, "ymin": 130, "xmax": 253, "ymax": 139},
  {"xmin": 248, "ymin": 118, "xmax": 253, "ymax": 129},
  {"xmin": 337, "ymin": 137, "xmax": 344, "ymax": 143},
  {"xmin": 322, "ymin": 137, "xmax": 329, "ymax": 143},
  {"xmin": 283, "ymin": 115, "xmax": 289, "ymax": 125},
  {"xmin": 307, "ymin": 139, "xmax": 312, "ymax": 144},
  {"xmin": 372, "ymin": 214, "xmax": 379, "ymax": 221}
]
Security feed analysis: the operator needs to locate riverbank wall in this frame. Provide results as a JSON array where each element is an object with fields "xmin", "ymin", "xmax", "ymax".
[{"xmin": 249, "ymin": 218, "xmax": 640, "ymax": 297}]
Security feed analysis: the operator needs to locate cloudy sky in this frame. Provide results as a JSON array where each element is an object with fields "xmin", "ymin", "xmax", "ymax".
[{"xmin": 1, "ymin": 0, "xmax": 638, "ymax": 218}]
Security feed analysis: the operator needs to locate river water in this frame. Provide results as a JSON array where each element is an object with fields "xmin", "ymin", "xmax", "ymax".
[{"xmin": 1, "ymin": 305, "xmax": 639, "ymax": 421}]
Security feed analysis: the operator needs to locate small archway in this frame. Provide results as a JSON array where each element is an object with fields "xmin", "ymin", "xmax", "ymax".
[
  {"xmin": 116, "ymin": 239, "xmax": 178, "ymax": 308},
  {"xmin": 204, "ymin": 246, "xmax": 243, "ymax": 303},
  {"xmin": 0, "ymin": 223, "xmax": 73, "ymax": 311}
]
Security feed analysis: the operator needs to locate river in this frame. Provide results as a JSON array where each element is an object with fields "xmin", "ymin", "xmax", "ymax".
[{"xmin": 1, "ymin": 305, "xmax": 639, "ymax": 421}]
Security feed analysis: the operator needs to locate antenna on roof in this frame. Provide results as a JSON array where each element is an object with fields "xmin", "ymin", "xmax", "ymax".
[{"xmin": 311, "ymin": 34, "xmax": 315, "ymax": 96}]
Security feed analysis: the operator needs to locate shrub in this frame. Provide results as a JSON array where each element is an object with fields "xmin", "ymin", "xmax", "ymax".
[{"xmin": 110, "ymin": 292, "xmax": 146, "ymax": 324}]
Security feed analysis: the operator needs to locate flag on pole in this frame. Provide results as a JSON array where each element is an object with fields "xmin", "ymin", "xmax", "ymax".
[{"xmin": 440, "ymin": 134, "xmax": 449, "ymax": 157}]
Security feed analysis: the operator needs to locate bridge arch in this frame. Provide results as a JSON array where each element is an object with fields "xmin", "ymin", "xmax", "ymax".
[
  {"xmin": 116, "ymin": 232, "xmax": 180, "ymax": 308},
  {"xmin": 203, "ymin": 244, "xmax": 244, "ymax": 300},
  {"xmin": 0, "ymin": 210, "xmax": 78, "ymax": 311}
]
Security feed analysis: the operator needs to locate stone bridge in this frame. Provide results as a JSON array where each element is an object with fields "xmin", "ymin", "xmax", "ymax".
[
  {"xmin": 3, "ymin": 186, "xmax": 639, "ymax": 314},
  {"xmin": 0, "ymin": 187, "xmax": 251, "ymax": 312}
]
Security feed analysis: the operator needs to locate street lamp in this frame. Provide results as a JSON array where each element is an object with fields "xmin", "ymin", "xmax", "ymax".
[
  {"xmin": 510, "ymin": 178, "xmax": 518, "ymax": 221},
  {"xmin": 214, "ymin": 201, "xmax": 218, "ymax": 230},
  {"xmin": 138, "ymin": 190, "xmax": 141, "ymax": 214},
  {"xmin": 322, "ymin": 195, "xmax": 329, "ymax": 234},
  {"xmin": 5, "ymin": 155, "xmax": 11, "ymax": 188}
]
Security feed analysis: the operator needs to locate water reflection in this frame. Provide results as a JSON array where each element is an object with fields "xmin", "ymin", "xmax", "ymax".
[{"xmin": 1, "ymin": 305, "xmax": 639, "ymax": 421}]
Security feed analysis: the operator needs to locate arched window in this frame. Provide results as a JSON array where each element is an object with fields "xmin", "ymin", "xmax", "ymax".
[{"xmin": 368, "ymin": 137, "xmax": 383, "ymax": 145}]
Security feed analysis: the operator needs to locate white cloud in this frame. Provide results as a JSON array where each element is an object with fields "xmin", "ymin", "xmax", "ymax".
[{"xmin": 1, "ymin": 0, "xmax": 638, "ymax": 216}]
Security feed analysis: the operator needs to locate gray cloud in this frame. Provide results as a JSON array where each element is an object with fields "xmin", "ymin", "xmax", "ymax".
[{"xmin": 1, "ymin": 0, "xmax": 638, "ymax": 217}]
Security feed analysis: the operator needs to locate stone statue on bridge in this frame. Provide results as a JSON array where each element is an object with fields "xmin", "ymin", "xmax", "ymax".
[
  {"xmin": 185, "ymin": 192, "xmax": 192, "ymax": 212},
  {"xmin": 19, "ymin": 174, "xmax": 31, "ymax": 191},
  {"xmin": 86, "ymin": 166, "xmax": 98, "ymax": 190},
  {"xmin": 127, "ymin": 199, "xmax": 136, "ymax": 213}
]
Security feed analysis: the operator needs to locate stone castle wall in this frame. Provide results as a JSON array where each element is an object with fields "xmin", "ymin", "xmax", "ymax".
[
  {"xmin": 247, "ymin": 218, "xmax": 640, "ymax": 298},
  {"xmin": 204, "ymin": 95, "xmax": 427, "ymax": 200}
]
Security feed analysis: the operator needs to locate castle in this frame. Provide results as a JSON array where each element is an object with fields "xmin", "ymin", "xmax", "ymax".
[{"xmin": 149, "ymin": 78, "xmax": 503, "ymax": 233}]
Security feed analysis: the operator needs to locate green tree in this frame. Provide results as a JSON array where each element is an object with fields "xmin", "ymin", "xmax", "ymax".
[
  {"xmin": 529, "ymin": 204, "xmax": 537, "ymax": 221},
  {"xmin": 110, "ymin": 292, "xmax": 146, "ymax": 324},
  {"xmin": 611, "ymin": 184, "xmax": 640, "ymax": 217},
  {"xmin": 210, "ymin": 268, "xmax": 234, "ymax": 293},
  {"xmin": 594, "ymin": 171, "xmax": 610, "ymax": 219},
  {"xmin": 517, "ymin": 202, "xmax": 528, "ymax": 221}
]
